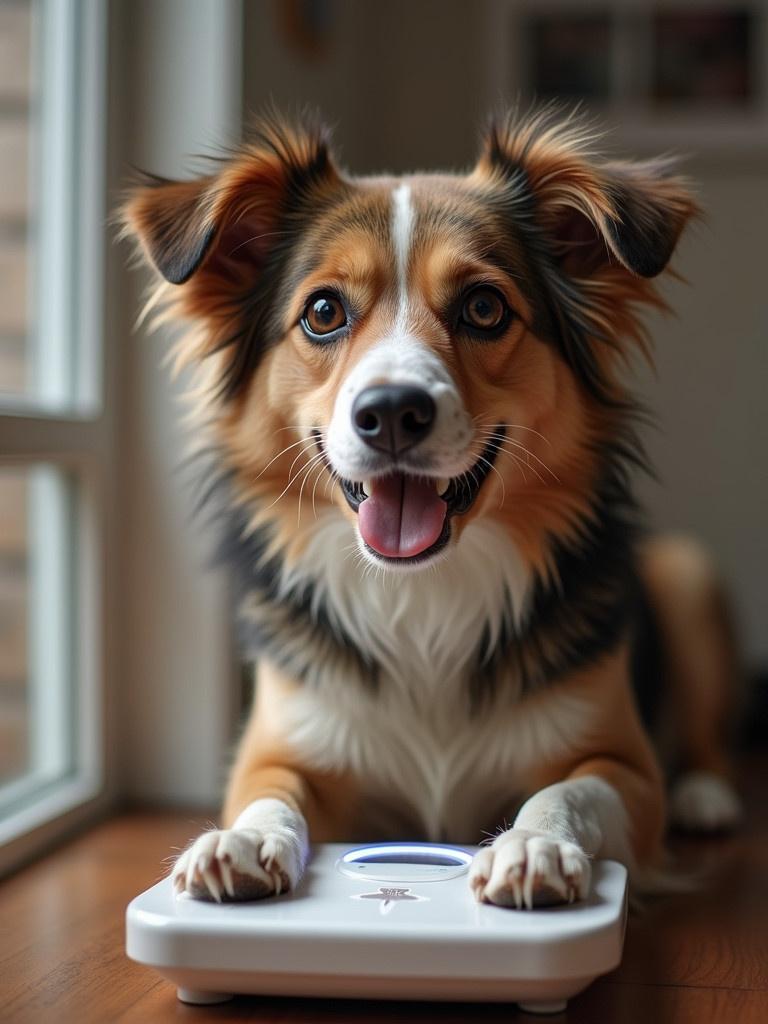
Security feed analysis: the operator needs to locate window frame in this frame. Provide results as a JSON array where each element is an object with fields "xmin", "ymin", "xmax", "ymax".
[
  {"xmin": 0, "ymin": 0, "xmax": 111, "ymax": 874},
  {"xmin": 1, "ymin": 0, "xmax": 245, "ymax": 876}
]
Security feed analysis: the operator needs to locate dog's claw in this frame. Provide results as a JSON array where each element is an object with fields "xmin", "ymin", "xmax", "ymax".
[
  {"xmin": 470, "ymin": 875, "xmax": 488, "ymax": 902},
  {"xmin": 202, "ymin": 868, "xmax": 222, "ymax": 903},
  {"xmin": 219, "ymin": 857, "xmax": 235, "ymax": 898}
]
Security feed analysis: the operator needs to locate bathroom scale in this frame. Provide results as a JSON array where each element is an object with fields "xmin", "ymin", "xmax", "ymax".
[{"xmin": 126, "ymin": 842, "xmax": 628, "ymax": 1015}]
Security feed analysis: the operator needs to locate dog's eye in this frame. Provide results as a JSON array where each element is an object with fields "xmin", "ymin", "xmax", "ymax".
[
  {"xmin": 301, "ymin": 293, "xmax": 348, "ymax": 341},
  {"xmin": 460, "ymin": 287, "xmax": 510, "ymax": 336}
]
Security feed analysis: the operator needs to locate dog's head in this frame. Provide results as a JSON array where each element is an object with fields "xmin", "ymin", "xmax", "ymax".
[{"xmin": 123, "ymin": 110, "xmax": 696, "ymax": 575}]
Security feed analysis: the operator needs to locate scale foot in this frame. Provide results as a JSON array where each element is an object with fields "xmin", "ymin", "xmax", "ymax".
[
  {"xmin": 177, "ymin": 987, "xmax": 234, "ymax": 1005},
  {"xmin": 517, "ymin": 999, "xmax": 568, "ymax": 1015}
]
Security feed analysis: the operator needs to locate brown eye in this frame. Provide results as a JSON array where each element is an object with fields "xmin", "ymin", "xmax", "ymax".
[
  {"xmin": 301, "ymin": 293, "xmax": 348, "ymax": 341},
  {"xmin": 460, "ymin": 286, "xmax": 509, "ymax": 336}
]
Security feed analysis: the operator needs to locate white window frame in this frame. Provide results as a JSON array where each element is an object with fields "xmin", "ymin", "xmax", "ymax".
[
  {"xmin": 0, "ymin": 0, "xmax": 111, "ymax": 874},
  {"xmin": 1, "ymin": 0, "xmax": 245, "ymax": 877}
]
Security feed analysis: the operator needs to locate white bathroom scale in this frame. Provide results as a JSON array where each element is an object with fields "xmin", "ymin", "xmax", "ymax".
[{"xmin": 126, "ymin": 842, "xmax": 628, "ymax": 1015}]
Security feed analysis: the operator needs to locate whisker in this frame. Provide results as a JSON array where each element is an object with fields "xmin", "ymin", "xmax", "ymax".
[
  {"xmin": 506, "ymin": 423, "xmax": 552, "ymax": 446},
  {"xmin": 287, "ymin": 438, "xmax": 322, "ymax": 481},
  {"xmin": 472, "ymin": 417, "xmax": 552, "ymax": 447},
  {"xmin": 472, "ymin": 453, "xmax": 507, "ymax": 510},
  {"xmin": 502, "ymin": 439, "xmax": 560, "ymax": 481},
  {"xmin": 253, "ymin": 436, "xmax": 316, "ymax": 482},
  {"xmin": 296, "ymin": 451, "xmax": 329, "ymax": 526},
  {"xmin": 324, "ymin": 468, "xmax": 340, "ymax": 499},
  {"xmin": 261, "ymin": 449, "xmax": 324, "ymax": 514},
  {"xmin": 310, "ymin": 459, "xmax": 330, "ymax": 519},
  {"xmin": 486, "ymin": 441, "xmax": 558, "ymax": 481},
  {"xmin": 504, "ymin": 448, "xmax": 546, "ymax": 485},
  {"xmin": 473, "ymin": 430, "xmax": 559, "ymax": 481},
  {"xmin": 469, "ymin": 441, "xmax": 531, "ymax": 485}
]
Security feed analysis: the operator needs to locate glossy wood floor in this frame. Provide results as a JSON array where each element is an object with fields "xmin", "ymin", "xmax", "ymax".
[{"xmin": 1, "ymin": 756, "xmax": 767, "ymax": 1024}]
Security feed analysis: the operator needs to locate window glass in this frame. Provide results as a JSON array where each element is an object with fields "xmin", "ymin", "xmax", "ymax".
[
  {"xmin": 0, "ymin": 465, "xmax": 73, "ymax": 808},
  {"xmin": 0, "ymin": 1, "xmax": 33, "ymax": 397},
  {"xmin": 0, "ymin": 0, "xmax": 105, "ymax": 856}
]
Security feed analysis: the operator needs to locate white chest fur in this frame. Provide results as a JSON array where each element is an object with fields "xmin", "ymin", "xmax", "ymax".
[{"xmin": 274, "ymin": 516, "xmax": 593, "ymax": 842}]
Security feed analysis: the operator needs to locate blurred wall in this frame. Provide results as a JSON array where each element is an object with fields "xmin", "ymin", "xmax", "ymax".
[
  {"xmin": 113, "ymin": 0, "xmax": 241, "ymax": 803},
  {"xmin": 243, "ymin": 0, "xmax": 767, "ymax": 669},
  {"xmin": 244, "ymin": 0, "xmax": 490, "ymax": 174},
  {"xmin": 635, "ymin": 170, "xmax": 767, "ymax": 671}
]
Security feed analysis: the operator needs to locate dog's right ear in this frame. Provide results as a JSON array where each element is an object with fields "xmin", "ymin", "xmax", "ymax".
[
  {"xmin": 121, "ymin": 115, "xmax": 340, "ymax": 288},
  {"xmin": 123, "ymin": 173, "xmax": 218, "ymax": 285}
]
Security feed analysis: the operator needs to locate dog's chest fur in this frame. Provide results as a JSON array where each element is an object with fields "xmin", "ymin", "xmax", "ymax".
[{"xmin": 262, "ymin": 515, "xmax": 595, "ymax": 842}]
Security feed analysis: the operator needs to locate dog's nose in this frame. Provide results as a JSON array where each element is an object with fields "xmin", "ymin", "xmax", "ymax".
[{"xmin": 352, "ymin": 385, "xmax": 436, "ymax": 457}]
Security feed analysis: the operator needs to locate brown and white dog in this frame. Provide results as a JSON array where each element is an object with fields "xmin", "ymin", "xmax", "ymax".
[{"xmin": 123, "ymin": 109, "xmax": 742, "ymax": 909}]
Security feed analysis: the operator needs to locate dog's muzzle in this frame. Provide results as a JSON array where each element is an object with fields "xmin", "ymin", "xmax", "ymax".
[{"xmin": 337, "ymin": 427, "xmax": 506, "ymax": 564}]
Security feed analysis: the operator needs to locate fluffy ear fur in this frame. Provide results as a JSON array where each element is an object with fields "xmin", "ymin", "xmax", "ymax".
[
  {"xmin": 121, "ymin": 114, "xmax": 340, "ymax": 288},
  {"xmin": 124, "ymin": 173, "xmax": 218, "ymax": 285},
  {"xmin": 477, "ymin": 109, "xmax": 698, "ymax": 279},
  {"xmin": 120, "ymin": 113, "xmax": 342, "ymax": 399}
]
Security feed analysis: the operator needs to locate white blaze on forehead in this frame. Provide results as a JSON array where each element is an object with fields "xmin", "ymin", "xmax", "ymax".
[
  {"xmin": 391, "ymin": 183, "xmax": 414, "ymax": 332},
  {"xmin": 325, "ymin": 181, "xmax": 475, "ymax": 481}
]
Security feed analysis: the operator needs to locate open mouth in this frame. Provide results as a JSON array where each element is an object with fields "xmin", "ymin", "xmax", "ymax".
[{"xmin": 339, "ymin": 427, "xmax": 506, "ymax": 563}]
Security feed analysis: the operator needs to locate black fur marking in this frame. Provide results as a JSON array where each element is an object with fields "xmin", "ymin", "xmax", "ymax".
[
  {"xmin": 215, "ymin": 127, "xmax": 348, "ymax": 402},
  {"xmin": 469, "ymin": 440, "xmax": 645, "ymax": 710},
  {"xmin": 481, "ymin": 115, "xmax": 684, "ymax": 406},
  {"xmin": 186, "ymin": 111, "xmax": 662, "ymax": 707},
  {"xmin": 155, "ymin": 218, "xmax": 216, "ymax": 286},
  {"xmin": 480, "ymin": 172, "xmax": 631, "ymax": 408},
  {"xmin": 629, "ymin": 578, "xmax": 664, "ymax": 731},
  {"xmin": 131, "ymin": 171, "xmax": 217, "ymax": 285},
  {"xmin": 200, "ymin": 439, "xmax": 647, "ymax": 714},
  {"xmin": 212, "ymin": 480, "xmax": 378, "ymax": 688},
  {"xmin": 136, "ymin": 115, "xmax": 349, "ymax": 403},
  {"xmin": 604, "ymin": 182, "xmax": 678, "ymax": 278},
  {"xmin": 218, "ymin": 227, "xmax": 355, "ymax": 403}
]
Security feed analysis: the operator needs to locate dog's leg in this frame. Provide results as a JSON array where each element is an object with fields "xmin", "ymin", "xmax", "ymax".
[
  {"xmin": 470, "ymin": 763, "xmax": 656, "ymax": 909},
  {"xmin": 172, "ymin": 664, "xmax": 355, "ymax": 902},
  {"xmin": 640, "ymin": 535, "xmax": 743, "ymax": 832},
  {"xmin": 470, "ymin": 649, "xmax": 665, "ymax": 909}
]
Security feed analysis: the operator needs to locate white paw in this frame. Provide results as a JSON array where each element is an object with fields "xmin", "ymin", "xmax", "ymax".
[
  {"xmin": 669, "ymin": 771, "xmax": 742, "ymax": 833},
  {"xmin": 172, "ymin": 799, "xmax": 308, "ymax": 902},
  {"xmin": 469, "ymin": 829, "xmax": 591, "ymax": 909}
]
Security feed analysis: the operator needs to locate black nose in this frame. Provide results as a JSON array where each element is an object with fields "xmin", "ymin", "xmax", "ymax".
[{"xmin": 352, "ymin": 385, "xmax": 436, "ymax": 457}]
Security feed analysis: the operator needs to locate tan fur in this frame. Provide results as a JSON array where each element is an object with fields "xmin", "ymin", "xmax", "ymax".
[
  {"xmin": 222, "ymin": 663, "xmax": 361, "ymax": 841},
  {"xmin": 123, "ymin": 111, "xmax": 737, "ymax": 904}
]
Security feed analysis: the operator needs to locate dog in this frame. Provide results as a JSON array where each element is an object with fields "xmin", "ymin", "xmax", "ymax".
[{"xmin": 123, "ymin": 108, "xmax": 742, "ymax": 909}]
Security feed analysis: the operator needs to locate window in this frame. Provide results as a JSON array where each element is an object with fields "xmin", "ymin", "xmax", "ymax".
[{"xmin": 0, "ymin": 0, "xmax": 108, "ymax": 870}]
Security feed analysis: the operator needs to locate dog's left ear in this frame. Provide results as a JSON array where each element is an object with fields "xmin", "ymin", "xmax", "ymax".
[{"xmin": 476, "ymin": 113, "xmax": 698, "ymax": 278}]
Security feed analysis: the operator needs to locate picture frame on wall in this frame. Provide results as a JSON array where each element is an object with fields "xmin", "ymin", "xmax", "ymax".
[{"xmin": 484, "ymin": 0, "xmax": 767, "ymax": 155}]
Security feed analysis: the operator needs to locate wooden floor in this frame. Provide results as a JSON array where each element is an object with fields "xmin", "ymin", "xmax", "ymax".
[{"xmin": 1, "ymin": 757, "xmax": 767, "ymax": 1024}]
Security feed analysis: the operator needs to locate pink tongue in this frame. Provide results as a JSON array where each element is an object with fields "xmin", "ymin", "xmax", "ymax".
[{"xmin": 358, "ymin": 475, "xmax": 447, "ymax": 558}]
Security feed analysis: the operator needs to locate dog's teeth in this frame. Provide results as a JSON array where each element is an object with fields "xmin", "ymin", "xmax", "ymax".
[
  {"xmin": 437, "ymin": 478, "xmax": 450, "ymax": 495},
  {"xmin": 362, "ymin": 480, "xmax": 371, "ymax": 496}
]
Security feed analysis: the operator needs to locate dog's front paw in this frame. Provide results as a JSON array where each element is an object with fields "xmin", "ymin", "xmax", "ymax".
[
  {"xmin": 172, "ymin": 799, "xmax": 308, "ymax": 902},
  {"xmin": 469, "ymin": 829, "xmax": 591, "ymax": 909}
]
